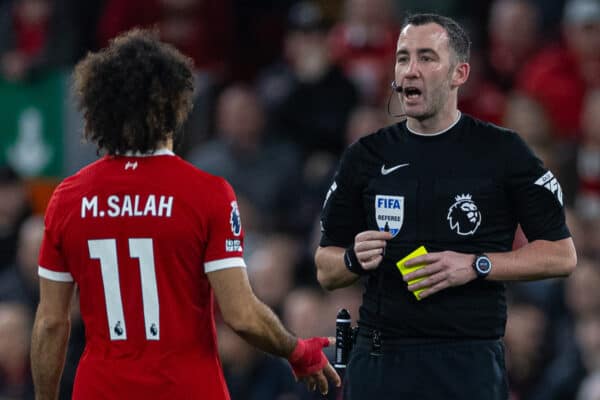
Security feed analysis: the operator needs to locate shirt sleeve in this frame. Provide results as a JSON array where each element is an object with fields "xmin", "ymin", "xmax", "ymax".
[
  {"xmin": 319, "ymin": 143, "xmax": 368, "ymax": 247},
  {"xmin": 505, "ymin": 132, "xmax": 570, "ymax": 241},
  {"xmin": 38, "ymin": 187, "xmax": 74, "ymax": 282},
  {"xmin": 204, "ymin": 177, "xmax": 246, "ymax": 273}
]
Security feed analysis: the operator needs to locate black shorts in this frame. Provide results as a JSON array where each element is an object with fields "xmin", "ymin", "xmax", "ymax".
[{"xmin": 342, "ymin": 333, "xmax": 508, "ymax": 400}]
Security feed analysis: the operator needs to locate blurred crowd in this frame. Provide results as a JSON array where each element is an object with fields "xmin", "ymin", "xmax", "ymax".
[{"xmin": 0, "ymin": 0, "xmax": 599, "ymax": 399}]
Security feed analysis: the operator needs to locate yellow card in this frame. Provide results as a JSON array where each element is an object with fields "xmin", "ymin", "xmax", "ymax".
[{"xmin": 396, "ymin": 246, "xmax": 429, "ymax": 300}]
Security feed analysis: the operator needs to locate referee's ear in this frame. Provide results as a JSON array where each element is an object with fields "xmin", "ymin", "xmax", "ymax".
[{"xmin": 451, "ymin": 61, "xmax": 470, "ymax": 89}]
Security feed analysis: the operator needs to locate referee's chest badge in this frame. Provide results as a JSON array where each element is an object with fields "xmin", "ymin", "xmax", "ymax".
[
  {"xmin": 447, "ymin": 194, "xmax": 481, "ymax": 235},
  {"xmin": 375, "ymin": 195, "xmax": 404, "ymax": 237}
]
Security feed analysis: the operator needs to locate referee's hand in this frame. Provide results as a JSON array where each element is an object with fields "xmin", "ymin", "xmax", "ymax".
[
  {"xmin": 353, "ymin": 230, "xmax": 393, "ymax": 270},
  {"xmin": 403, "ymin": 251, "xmax": 476, "ymax": 299}
]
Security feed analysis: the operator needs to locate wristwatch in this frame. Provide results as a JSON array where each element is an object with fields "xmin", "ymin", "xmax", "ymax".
[{"xmin": 472, "ymin": 253, "xmax": 492, "ymax": 279}]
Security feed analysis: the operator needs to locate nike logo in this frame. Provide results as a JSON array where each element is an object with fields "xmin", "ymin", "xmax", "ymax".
[{"xmin": 381, "ymin": 163, "xmax": 410, "ymax": 175}]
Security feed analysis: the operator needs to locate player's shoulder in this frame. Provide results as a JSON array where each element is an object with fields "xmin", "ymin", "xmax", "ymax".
[
  {"xmin": 43, "ymin": 159, "xmax": 106, "ymax": 217},
  {"xmin": 169, "ymin": 157, "xmax": 237, "ymax": 206},
  {"xmin": 173, "ymin": 156, "xmax": 232, "ymax": 191},
  {"xmin": 51, "ymin": 158, "xmax": 107, "ymax": 199},
  {"xmin": 55, "ymin": 155, "xmax": 231, "ymax": 197}
]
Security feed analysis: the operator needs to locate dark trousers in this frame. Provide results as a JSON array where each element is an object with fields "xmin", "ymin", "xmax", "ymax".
[{"xmin": 342, "ymin": 334, "xmax": 508, "ymax": 400}]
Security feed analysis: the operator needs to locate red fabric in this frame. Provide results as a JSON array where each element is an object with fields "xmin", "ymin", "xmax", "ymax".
[
  {"xmin": 39, "ymin": 154, "xmax": 245, "ymax": 399},
  {"xmin": 97, "ymin": 0, "xmax": 233, "ymax": 72},
  {"xmin": 580, "ymin": 178, "xmax": 600, "ymax": 193},
  {"xmin": 328, "ymin": 24, "xmax": 398, "ymax": 103},
  {"xmin": 13, "ymin": 10, "xmax": 48, "ymax": 57},
  {"xmin": 459, "ymin": 80, "xmax": 506, "ymax": 126},
  {"xmin": 517, "ymin": 45, "xmax": 586, "ymax": 139},
  {"xmin": 329, "ymin": 25, "xmax": 398, "ymax": 68},
  {"xmin": 488, "ymin": 39, "xmax": 521, "ymax": 82},
  {"xmin": 288, "ymin": 337, "xmax": 330, "ymax": 377}
]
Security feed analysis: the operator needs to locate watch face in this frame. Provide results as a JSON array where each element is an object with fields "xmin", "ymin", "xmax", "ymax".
[{"xmin": 476, "ymin": 256, "xmax": 492, "ymax": 274}]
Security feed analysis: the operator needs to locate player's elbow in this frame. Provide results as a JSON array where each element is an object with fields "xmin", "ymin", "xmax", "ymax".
[
  {"xmin": 221, "ymin": 300, "xmax": 259, "ymax": 336},
  {"xmin": 33, "ymin": 314, "xmax": 71, "ymax": 338},
  {"xmin": 223, "ymin": 315, "xmax": 253, "ymax": 336},
  {"xmin": 224, "ymin": 318, "xmax": 255, "ymax": 337}
]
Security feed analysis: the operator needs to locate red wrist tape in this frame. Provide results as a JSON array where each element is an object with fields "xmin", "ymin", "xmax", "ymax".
[{"xmin": 288, "ymin": 337, "xmax": 329, "ymax": 377}]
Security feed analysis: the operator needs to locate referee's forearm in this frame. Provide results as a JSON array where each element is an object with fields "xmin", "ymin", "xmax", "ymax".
[
  {"xmin": 487, "ymin": 237, "xmax": 576, "ymax": 281},
  {"xmin": 315, "ymin": 246, "xmax": 359, "ymax": 290}
]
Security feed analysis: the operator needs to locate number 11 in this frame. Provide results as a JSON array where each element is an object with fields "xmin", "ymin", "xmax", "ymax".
[{"xmin": 88, "ymin": 238, "xmax": 160, "ymax": 341}]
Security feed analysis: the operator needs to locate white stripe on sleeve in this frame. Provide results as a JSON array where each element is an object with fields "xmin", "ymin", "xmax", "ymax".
[
  {"xmin": 204, "ymin": 257, "xmax": 246, "ymax": 273},
  {"xmin": 38, "ymin": 266, "xmax": 74, "ymax": 282}
]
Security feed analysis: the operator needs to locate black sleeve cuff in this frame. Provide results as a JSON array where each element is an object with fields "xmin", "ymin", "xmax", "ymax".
[{"xmin": 344, "ymin": 246, "xmax": 369, "ymax": 275}]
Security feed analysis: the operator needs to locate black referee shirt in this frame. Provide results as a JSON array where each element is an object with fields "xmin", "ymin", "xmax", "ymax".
[{"xmin": 320, "ymin": 114, "xmax": 570, "ymax": 339}]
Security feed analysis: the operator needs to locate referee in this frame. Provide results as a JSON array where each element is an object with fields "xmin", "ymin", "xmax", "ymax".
[{"xmin": 315, "ymin": 13, "xmax": 577, "ymax": 400}]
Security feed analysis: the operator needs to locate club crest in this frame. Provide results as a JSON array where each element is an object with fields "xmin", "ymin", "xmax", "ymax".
[
  {"xmin": 374, "ymin": 195, "xmax": 404, "ymax": 237},
  {"xmin": 230, "ymin": 201, "xmax": 242, "ymax": 236},
  {"xmin": 447, "ymin": 194, "xmax": 481, "ymax": 236}
]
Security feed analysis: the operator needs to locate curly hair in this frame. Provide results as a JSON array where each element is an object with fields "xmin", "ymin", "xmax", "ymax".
[{"xmin": 73, "ymin": 29, "xmax": 194, "ymax": 155}]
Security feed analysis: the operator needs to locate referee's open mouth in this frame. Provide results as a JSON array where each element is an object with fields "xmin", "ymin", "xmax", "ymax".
[{"xmin": 403, "ymin": 86, "xmax": 423, "ymax": 103}]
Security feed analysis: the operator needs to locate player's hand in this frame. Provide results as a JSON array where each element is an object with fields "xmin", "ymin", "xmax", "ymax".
[
  {"xmin": 353, "ymin": 230, "xmax": 393, "ymax": 270},
  {"xmin": 402, "ymin": 251, "xmax": 477, "ymax": 299},
  {"xmin": 298, "ymin": 362, "xmax": 340, "ymax": 394},
  {"xmin": 288, "ymin": 337, "xmax": 342, "ymax": 395}
]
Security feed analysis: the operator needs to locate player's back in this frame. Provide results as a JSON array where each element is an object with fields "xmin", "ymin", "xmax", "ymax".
[{"xmin": 44, "ymin": 151, "xmax": 235, "ymax": 399}]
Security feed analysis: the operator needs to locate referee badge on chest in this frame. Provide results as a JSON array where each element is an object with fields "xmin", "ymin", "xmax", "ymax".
[{"xmin": 375, "ymin": 195, "xmax": 404, "ymax": 237}]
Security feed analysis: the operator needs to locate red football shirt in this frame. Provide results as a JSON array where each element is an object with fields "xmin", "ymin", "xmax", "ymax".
[{"xmin": 38, "ymin": 149, "xmax": 245, "ymax": 399}]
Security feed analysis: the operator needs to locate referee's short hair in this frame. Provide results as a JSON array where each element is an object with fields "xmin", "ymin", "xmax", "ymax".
[{"xmin": 403, "ymin": 13, "xmax": 471, "ymax": 63}]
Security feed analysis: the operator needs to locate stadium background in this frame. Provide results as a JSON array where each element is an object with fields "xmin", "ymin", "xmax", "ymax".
[{"xmin": 0, "ymin": 0, "xmax": 599, "ymax": 398}]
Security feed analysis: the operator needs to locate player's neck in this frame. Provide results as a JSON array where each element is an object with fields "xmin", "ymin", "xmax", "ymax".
[
  {"xmin": 407, "ymin": 107, "xmax": 461, "ymax": 136},
  {"xmin": 117, "ymin": 137, "xmax": 174, "ymax": 156},
  {"xmin": 151, "ymin": 138, "xmax": 174, "ymax": 152}
]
